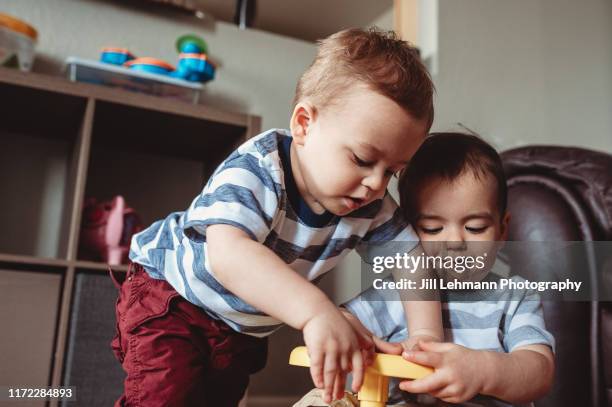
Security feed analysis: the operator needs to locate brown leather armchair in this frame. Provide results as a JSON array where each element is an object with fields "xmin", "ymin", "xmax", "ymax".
[{"xmin": 501, "ymin": 146, "xmax": 612, "ymax": 407}]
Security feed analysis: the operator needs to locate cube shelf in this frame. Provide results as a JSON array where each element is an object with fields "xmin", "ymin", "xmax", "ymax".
[{"xmin": 0, "ymin": 67, "xmax": 261, "ymax": 402}]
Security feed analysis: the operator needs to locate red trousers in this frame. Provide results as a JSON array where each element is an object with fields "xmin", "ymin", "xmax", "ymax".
[{"xmin": 110, "ymin": 263, "xmax": 268, "ymax": 407}]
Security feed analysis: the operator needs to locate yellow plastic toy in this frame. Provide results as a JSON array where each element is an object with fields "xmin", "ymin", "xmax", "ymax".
[{"xmin": 289, "ymin": 346, "xmax": 433, "ymax": 407}]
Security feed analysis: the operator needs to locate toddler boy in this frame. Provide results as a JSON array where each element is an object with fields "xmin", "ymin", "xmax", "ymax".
[
  {"xmin": 111, "ymin": 28, "xmax": 441, "ymax": 406},
  {"xmin": 344, "ymin": 133, "xmax": 555, "ymax": 406}
]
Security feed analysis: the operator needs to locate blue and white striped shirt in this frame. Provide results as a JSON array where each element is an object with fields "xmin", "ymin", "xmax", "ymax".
[
  {"xmin": 343, "ymin": 271, "xmax": 555, "ymax": 406},
  {"xmin": 130, "ymin": 129, "xmax": 418, "ymax": 337}
]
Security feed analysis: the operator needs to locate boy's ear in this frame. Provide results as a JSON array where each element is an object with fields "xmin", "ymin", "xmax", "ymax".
[
  {"xmin": 500, "ymin": 211, "xmax": 511, "ymax": 241},
  {"xmin": 290, "ymin": 102, "xmax": 316, "ymax": 145}
]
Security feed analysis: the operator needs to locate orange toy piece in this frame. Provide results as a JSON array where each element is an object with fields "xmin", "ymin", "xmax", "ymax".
[{"xmin": 289, "ymin": 346, "xmax": 433, "ymax": 407}]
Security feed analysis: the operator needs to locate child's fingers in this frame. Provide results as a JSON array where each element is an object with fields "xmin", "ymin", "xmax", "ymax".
[
  {"xmin": 357, "ymin": 330, "xmax": 375, "ymax": 348},
  {"xmin": 373, "ymin": 336, "xmax": 402, "ymax": 355},
  {"xmin": 399, "ymin": 372, "xmax": 444, "ymax": 394},
  {"xmin": 340, "ymin": 353, "xmax": 350, "ymax": 372},
  {"xmin": 416, "ymin": 378, "xmax": 448, "ymax": 399},
  {"xmin": 322, "ymin": 353, "xmax": 338, "ymax": 404},
  {"xmin": 333, "ymin": 371, "xmax": 346, "ymax": 401},
  {"xmin": 430, "ymin": 384, "xmax": 458, "ymax": 400},
  {"xmin": 401, "ymin": 337, "xmax": 417, "ymax": 352},
  {"xmin": 402, "ymin": 350, "xmax": 442, "ymax": 368},
  {"xmin": 418, "ymin": 340, "xmax": 454, "ymax": 352},
  {"xmin": 309, "ymin": 351, "xmax": 324, "ymax": 388},
  {"xmin": 350, "ymin": 350, "xmax": 365, "ymax": 392},
  {"xmin": 361, "ymin": 348, "xmax": 373, "ymax": 367}
]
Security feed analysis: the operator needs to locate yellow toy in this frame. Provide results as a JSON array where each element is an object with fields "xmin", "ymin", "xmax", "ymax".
[{"xmin": 289, "ymin": 346, "xmax": 433, "ymax": 407}]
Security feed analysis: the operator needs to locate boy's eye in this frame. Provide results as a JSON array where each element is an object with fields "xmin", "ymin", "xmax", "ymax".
[
  {"xmin": 420, "ymin": 226, "xmax": 443, "ymax": 235},
  {"xmin": 465, "ymin": 226, "xmax": 488, "ymax": 234},
  {"xmin": 352, "ymin": 154, "xmax": 372, "ymax": 167}
]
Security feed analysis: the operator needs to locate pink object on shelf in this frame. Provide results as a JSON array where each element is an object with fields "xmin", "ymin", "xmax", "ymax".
[{"xmin": 79, "ymin": 196, "xmax": 142, "ymax": 265}]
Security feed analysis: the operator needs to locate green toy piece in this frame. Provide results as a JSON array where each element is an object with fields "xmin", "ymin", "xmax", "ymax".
[{"xmin": 176, "ymin": 34, "xmax": 208, "ymax": 55}]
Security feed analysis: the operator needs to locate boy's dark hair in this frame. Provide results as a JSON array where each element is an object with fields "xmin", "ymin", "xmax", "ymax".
[
  {"xmin": 399, "ymin": 132, "xmax": 507, "ymax": 222},
  {"xmin": 294, "ymin": 27, "xmax": 435, "ymax": 130}
]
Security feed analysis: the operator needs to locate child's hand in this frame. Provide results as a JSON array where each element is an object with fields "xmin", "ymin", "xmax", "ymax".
[
  {"xmin": 398, "ymin": 341, "xmax": 489, "ymax": 404},
  {"xmin": 401, "ymin": 332, "xmax": 441, "ymax": 352},
  {"xmin": 302, "ymin": 308, "xmax": 365, "ymax": 404},
  {"xmin": 338, "ymin": 307, "xmax": 376, "ymax": 365},
  {"xmin": 340, "ymin": 306, "xmax": 407, "ymax": 355}
]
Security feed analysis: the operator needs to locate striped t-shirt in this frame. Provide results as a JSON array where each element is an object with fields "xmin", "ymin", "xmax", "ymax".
[
  {"xmin": 343, "ymin": 271, "xmax": 555, "ymax": 406},
  {"xmin": 129, "ymin": 129, "xmax": 418, "ymax": 337}
]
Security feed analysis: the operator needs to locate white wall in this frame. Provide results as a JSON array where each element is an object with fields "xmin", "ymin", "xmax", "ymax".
[
  {"xmin": 370, "ymin": 5, "xmax": 394, "ymax": 31},
  {"xmin": 1, "ymin": 0, "xmax": 317, "ymax": 131},
  {"xmin": 433, "ymin": 0, "xmax": 612, "ymax": 153}
]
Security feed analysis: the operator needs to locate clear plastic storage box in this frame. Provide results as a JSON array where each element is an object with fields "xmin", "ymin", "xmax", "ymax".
[{"xmin": 66, "ymin": 57, "xmax": 203, "ymax": 103}]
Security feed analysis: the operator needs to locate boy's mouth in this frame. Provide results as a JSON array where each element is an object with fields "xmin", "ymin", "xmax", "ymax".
[{"xmin": 343, "ymin": 196, "xmax": 364, "ymax": 210}]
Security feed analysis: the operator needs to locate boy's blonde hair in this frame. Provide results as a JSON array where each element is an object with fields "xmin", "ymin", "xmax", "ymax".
[{"xmin": 294, "ymin": 27, "xmax": 435, "ymax": 129}]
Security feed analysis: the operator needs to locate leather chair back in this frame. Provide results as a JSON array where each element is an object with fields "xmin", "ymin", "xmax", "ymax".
[{"xmin": 501, "ymin": 146, "xmax": 612, "ymax": 407}]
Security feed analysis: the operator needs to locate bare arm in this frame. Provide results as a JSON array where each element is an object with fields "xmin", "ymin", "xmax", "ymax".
[
  {"xmin": 392, "ymin": 243, "xmax": 443, "ymax": 348},
  {"xmin": 206, "ymin": 224, "xmax": 366, "ymax": 403},
  {"xmin": 401, "ymin": 300, "xmax": 443, "ymax": 345},
  {"xmin": 481, "ymin": 344, "xmax": 555, "ymax": 403},
  {"xmin": 207, "ymin": 224, "xmax": 332, "ymax": 329}
]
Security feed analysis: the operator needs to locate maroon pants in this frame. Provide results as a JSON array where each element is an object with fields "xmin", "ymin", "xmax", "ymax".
[{"xmin": 110, "ymin": 263, "xmax": 268, "ymax": 407}]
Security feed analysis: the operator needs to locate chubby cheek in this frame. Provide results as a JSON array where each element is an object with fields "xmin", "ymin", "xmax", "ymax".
[
  {"xmin": 321, "ymin": 168, "xmax": 361, "ymax": 196},
  {"xmin": 308, "ymin": 155, "xmax": 360, "ymax": 196},
  {"xmin": 467, "ymin": 240, "xmax": 501, "ymax": 265},
  {"xmin": 418, "ymin": 236, "xmax": 445, "ymax": 256}
]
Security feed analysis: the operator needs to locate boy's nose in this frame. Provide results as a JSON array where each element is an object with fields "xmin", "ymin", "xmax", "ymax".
[
  {"xmin": 446, "ymin": 240, "xmax": 467, "ymax": 251},
  {"xmin": 362, "ymin": 172, "xmax": 386, "ymax": 194},
  {"xmin": 445, "ymin": 227, "xmax": 466, "ymax": 248}
]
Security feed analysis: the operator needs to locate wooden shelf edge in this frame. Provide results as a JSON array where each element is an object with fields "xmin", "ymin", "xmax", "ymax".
[
  {"xmin": 0, "ymin": 253, "xmax": 129, "ymax": 272},
  {"xmin": 0, "ymin": 67, "xmax": 255, "ymax": 128},
  {"xmin": 0, "ymin": 253, "xmax": 70, "ymax": 268},
  {"xmin": 73, "ymin": 260, "xmax": 128, "ymax": 272}
]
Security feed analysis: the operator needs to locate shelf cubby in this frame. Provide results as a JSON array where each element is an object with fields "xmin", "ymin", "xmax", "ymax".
[
  {"xmin": 0, "ymin": 81, "xmax": 89, "ymax": 259},
  {"xmin": 62, "ymin": 269, "xmax": 124, "ymax": 407},
  {"xmin": 0, "ymin": 265, "xmax": 65, "ymax": 397},
  {"xmin": 80, "ymin": 99, "xmax": 248, "ymax": 243}
]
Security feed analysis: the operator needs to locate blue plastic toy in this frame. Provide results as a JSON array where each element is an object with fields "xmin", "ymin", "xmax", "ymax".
[
  {"xmin": 171, "ymin": 53, "xmax": 215, "ymax": 82},
  {"xmin": 100, "ymin": 47, "xmax": 134, "ymax": 65},
  {"xmin": 124, "ymin": 57, "xmax": 175, "ymax": 75},
  {"xmin": 98, "ymin": 34, "xmax": 215, "ymax": 83}
]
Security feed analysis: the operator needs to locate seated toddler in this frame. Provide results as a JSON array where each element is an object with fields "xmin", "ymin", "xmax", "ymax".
[{"xmin": 343, "ymin": 133, "xmax": 555, "ymax": 406}]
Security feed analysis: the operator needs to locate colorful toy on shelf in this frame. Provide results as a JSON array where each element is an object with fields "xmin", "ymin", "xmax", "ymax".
[
  {"xmin": 289, "ymin": 346, "xmax": 433, "ymax": 407},
  {"xmin": 0, "ymin": 12, "xmax": 38, "ymax": 71},
  {"xmin": 176, "ymin": 34, "xmax": 208, "ymax": 54},
  {"xmin": 100, "ymin": 47, "xmax": 134, "ymax": 65},
  {"xmin": 98, "ymin": 33, "xmax": 215, "ymax": 83},
  {"xmin": 172, "ymin": 53, "xmax": 215, "ymax": 82},
  {"xmin": 171, "ymin": 34, "xmax": 216, "ymax": 82},
  {"xmin": 125, "ymin": 57, "xmax": 175, "ymax": 75}
]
